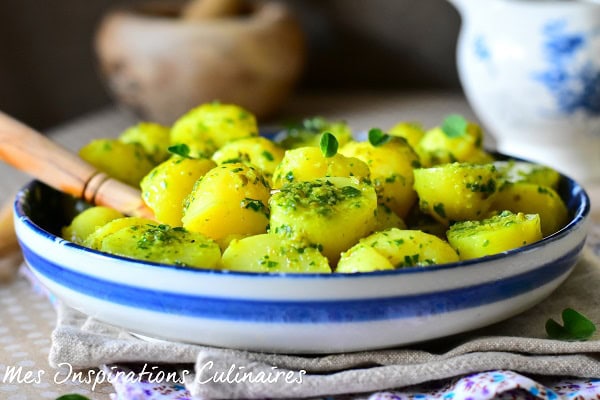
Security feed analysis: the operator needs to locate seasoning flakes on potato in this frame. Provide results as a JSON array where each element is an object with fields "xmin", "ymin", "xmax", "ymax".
[{"xmin": 67, "ymin": 103, "xmax": 570, "ymax": 272}]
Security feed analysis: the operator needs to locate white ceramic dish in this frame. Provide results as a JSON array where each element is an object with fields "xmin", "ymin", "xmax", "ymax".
[{"xmin": 14, "ymin": 173, "xmax": 590, "ymax": 354}]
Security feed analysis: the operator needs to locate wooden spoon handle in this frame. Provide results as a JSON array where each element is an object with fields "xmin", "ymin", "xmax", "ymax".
[{"xmin": 0, "ymin": 111, "xmax": 153, "ymax": 219}]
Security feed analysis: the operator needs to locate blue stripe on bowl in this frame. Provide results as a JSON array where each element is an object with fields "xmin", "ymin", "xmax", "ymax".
[{"xmin": 22, "ymin": 241, "xmax": 584, "ymax": 323}]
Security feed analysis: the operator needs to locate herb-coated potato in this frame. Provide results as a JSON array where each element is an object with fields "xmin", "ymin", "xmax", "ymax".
[
  {"xmin": 84, "ymin": 217, "xmax": 156, "ymax": 250},
  {"xmin": 119, "ymin": 122, "xmax": 171, "ymax": 164},
  {"xmin": 495, "ymin": 161, "xmax": 561, "ymax": 189},
  {"xmin": 416, "ymin": 123, "xmax": 492, "ymax": 167},
  {"xmin": 141, "ymin": 156, "xmax": 216, "ymax": 226},
  {"xmin": 278, "ymin": 117, "xmax": 353, "ymax": 149},
  {"xmin": 221, "ymin": 234, "xmax": 331, "ymax": 273},
  {"xmin": 97, "ymin": 223, "xmax": 221, "ymax": 268},
  {"xmin": 79, "ymin": 139, "xmax": 155, "ymax": 187},
  {"xmin": 413, "ymin": 163, "xmax": 500, "ymax": 225},
  {"xmin": 337, "ymin": 228, "xmax": 459, "ymax": 273},
  {"xmin": 269, "ymin": 177, "xmax": 377, "ymax": 263},
  {"xmin": 170, "ymin": 102, "xmax": 258, "ymax": 157},
  {"xmin": 447, "ymin": 211, "xmax": 542, "ymax": 260},
  {"xmin": 491, "ymin": 182, "xmax": 568, "ymax": 237},
  {"xmin": 182, "ymin": 163, "xmax": 271, "ymax": 247},
  {"xmin": 340, "ymin": 138, "xmax": 420, "ymax": 218},
  {"xmin": 373, "ymin": 204, "xmax": 407, "ymax": 232},
  {"xmin": 212, "ymin": 136, "xmax": 285, "ymax": 185},
  {"xmin": 387, "ymin": 121, "xmax": 425, "ymax": 150},
  {"xmin": 62, "ymin": 206, "xmax": 124, "ymax": 244},
  {"xmin": 271, "ymin": 146, "xmax": 370, "ymax": 189}
]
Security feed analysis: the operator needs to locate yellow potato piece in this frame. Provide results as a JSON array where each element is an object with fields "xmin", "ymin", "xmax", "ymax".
[
  {"xmin": 413, "ymin": 163, "xmax": 500, "ymax": 225},
  {"xmin": 340, "ymin": 138, "xmax": 420, "ymax": 218},
  {"xmin": 98, "ymin": 223, "xmax": 221, "ymax": 268},
  {"xmin": 170, "ymin": 102, "xmax": 258, "ymax": 157},
  {"xmin": 84, "ymin": 217, "xmax": 156, "ymax": 250},
  {"xmin": 337, "ymin": 228, "xmax": 459, "ymax": 273},
  {"xmin": 119, "ymin": 122, "xmax": 171, "ymax": 164},
  {"xmin": 62, "ymin": 206, "xmax": 124, "ymax": 245},
  {"xmin": 212, "ymin": 136, "xmax": 285, "ymax": 185},
  {"xmin": 373, "ymin": 204, "xmax": 407, "ymax": 232},
  {"xmin": 141, "ymin": 156, "xmax": 216, "ymax": 226},
  {"xmin": 387, "ymin": 121, "xmax": 425, "ymax": 150},
  {"xmin": 221, "ymin": 234, "xmax": 331, "ymax": 273},
  {"xmin": 278, "ymin": 117, "xmax": 353, "ymax": 149},
  {"xmin": 269, "ymin": 177, "xmax": 377, "ymax": 263},
  {"xmin": 416, "ymin": 123, "xmax": 489, "ymax": 167},
  {"xmin": 79, "ymin": 139, "xmax": 155, "ymax": 187},
  {"xmin": 447, "ymin": 211, "xmax": 542, "ymax": 260},
  {"xmin": 182, "ymin": 163, "xmax": 270, "ymax": 247},
  {"xmin": 494, "ymin": 161, "xmax": 561, "ymax": 189},
  {"xmin": 271, "ymin": 146, "xmax": 370, "ymax": 189},
  {"xmin": 491, "ymin": 182, "xmax": 568, "ymax": 237}
]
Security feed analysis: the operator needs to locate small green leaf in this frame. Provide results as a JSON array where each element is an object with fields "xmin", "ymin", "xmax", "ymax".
[
  {"xmin": 441, "ymin": 114, "xmax": 468, "ymax": 138},
  {"xmin": 320, "ymin": 132, "xmax": 338, "ymax": 158},
  {"xmin": 168, "ymin": 143, "xmax": 191, "ymax": 158},
  {"xmin": 55, "ymin": 394, "xmax": 92, "ymax": 400},
  {"xmin": 545, "ymin": 308, "xmax": 596, "ymax": 341},
  {"xmin": 368, "ymin": 128, "xmax": 392, "ymax": 147}
]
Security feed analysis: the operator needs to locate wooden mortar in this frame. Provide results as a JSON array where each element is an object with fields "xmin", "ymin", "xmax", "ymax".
[{"xmin": 94, "ymin": 0, "xmax": 306, "ymax": 124}]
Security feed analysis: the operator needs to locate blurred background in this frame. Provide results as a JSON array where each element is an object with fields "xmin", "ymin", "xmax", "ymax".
[{"xmin": 0, "ymin": 0, "xmax": 461, "ymax": 131}]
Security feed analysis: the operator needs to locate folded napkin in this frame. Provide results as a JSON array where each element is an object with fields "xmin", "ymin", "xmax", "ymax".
[{"xmin": 48, "ymin": 228, "xmax": 600, "ymax": 399}]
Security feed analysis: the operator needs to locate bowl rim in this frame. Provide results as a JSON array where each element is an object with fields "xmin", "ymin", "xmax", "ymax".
[{"xmin": 14, "ymin": 174, "xmax": 590, "ymax": 280}]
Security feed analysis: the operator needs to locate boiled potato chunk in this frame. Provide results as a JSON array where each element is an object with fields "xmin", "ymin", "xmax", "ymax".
[
  {"xmin": 340, "ymin": 138, "xmax": 419, "ymax": 218},
  {"xmin": 96, "ymin": 223, "xmax": 221, "ymax": 268},
  {"xmin": 278, "ymin": 117, "xmax": 353, "ymax": 149},
  {"xmin": 269, "ymin": 177, "xmax": 377, "ymax": 263},
  {"xmin": 413, "ymin": 163, "xmax": 500, "ymax": 225},
  {"xmin": 79, "ymin": 139, "xmax": 155, "ymax": 187},
  {"xmin": 416, "ymin": 123, "xmax": 492, "ymax": 167},
  {"xmin": 141, "ymin": 156, "xmax": 216, "ymax": 226},
  {"xmin": 62, "ymin": 206, "xmax": 124, "ymax": 244},
  {"xmin": 495, "ymin": 161, "xmax": 561, "ymax": 189},
  {"xmin": 170, "ymin": 102, "xmax": 258, "ymax": 157},
  {"xmin": 373, "ymin": 204, "xmax": 407, "ymax": 232},
  {"xmin": 387, "ymin": 121, "xmax": 425, "ymax": 150},
  {"xmin": 84, "ymin": 217, "xmax": 156, "ymax": 250},
  {"xmin": 337, "ymin": 228, "xmax": 459, "ymax": 273},
  {"xmin": 119, "ymin": 122, "xmax": 171, "ymax": 164},
  {"xmin": 447, "ymin": 211, "xmax": 542, "ymax": 260},
  {"xmin": 271, "ymin": 146, "xmax": 370, "ymax": 189},
  {"xmin": 212, "ymin": 136, "xmax": 285, "ymax": 184},
  {"xmin": 221, "ymin": 234, "xmax": 331, "ymax": 273},
  {"xmin": 491, "ymin": 182, "xmax": 568, "ymax": 237},
  {"xmin": 182, "ymin": 163, "xmax": 270, "ymax": 247}
]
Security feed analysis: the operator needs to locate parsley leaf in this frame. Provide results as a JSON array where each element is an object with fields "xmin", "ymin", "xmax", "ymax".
[
  {"xmin": 368, "ymin": 128, "xmax": 392, "ymax": 147},
  {"xmin": 441, "ymin": 114, "xmax": 468, "ymax": 138},
  {"xmin": 320, "ymin": 132, "xmax": 338, "ymax": 158},
  {"xmin": 168, "ymin": 143, "xmax": 191, "ymax": 158},
  {"xmin": 545, "ymin": 308, "xmax": 596, "ymax": 341}
]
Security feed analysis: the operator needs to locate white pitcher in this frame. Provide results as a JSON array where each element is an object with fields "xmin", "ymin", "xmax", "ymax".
[{"xmin": 448, "ymin": 0, "xmax": 600, "ymax": 184}]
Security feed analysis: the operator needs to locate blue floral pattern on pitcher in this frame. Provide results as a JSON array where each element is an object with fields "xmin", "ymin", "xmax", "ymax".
[{"xmin": 533, "ymin": 19, "xmax": 600, "ymax": 115}]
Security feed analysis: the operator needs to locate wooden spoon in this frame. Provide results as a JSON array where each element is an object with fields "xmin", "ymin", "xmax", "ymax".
[
  {"xmin": 0, "ymin": 111, "xmax": 153, "ymax": 219},
  {"xmin": 0, "ymin": 111, "xmax": 154, "ymax": 279}
]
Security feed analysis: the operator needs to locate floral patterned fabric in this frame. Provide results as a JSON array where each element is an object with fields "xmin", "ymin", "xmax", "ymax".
[{"xmin": 105, "ymin": 367, "xmax": 600, "ymax": 400}]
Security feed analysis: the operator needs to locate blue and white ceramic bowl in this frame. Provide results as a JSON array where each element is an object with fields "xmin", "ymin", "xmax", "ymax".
[{"xmin": 14, "ymin": 175, "xmax": 590, "ymax": 354}]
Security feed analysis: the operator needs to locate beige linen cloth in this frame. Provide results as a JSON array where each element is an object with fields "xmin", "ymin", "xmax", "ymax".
[{"xmin": 47, "ymin": 223, "xmax": 600, "ymax": 399}]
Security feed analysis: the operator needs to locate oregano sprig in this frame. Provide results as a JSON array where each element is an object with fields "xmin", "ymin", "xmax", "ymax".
[
  {"xmin": 545, "ymin": 308, "xmax": 596, "ymax": 341},
  {"xmin": 167, "ymin": 143, "xmax": 192, "ymax": 158},
  {"xmin": 441, "ymin": 114, "xmax": 468, "ymax": 138},
  {"xmin": 320, "ymin": 131, "xmax": 338, "ymax": 158},
  {"xmin": 368, "ymin": 128, "xmax": 392, "ymax": 147}
]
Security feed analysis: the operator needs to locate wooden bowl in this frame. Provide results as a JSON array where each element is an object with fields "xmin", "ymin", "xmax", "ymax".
[{"xmin": 94, "ymin": 0, "xmax": 305, "ymax": 123}]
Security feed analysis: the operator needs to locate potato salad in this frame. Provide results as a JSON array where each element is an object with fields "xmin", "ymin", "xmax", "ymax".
[{"xmin": 63, "ymin": 102, "xmax": 569, "ymax": 273}]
